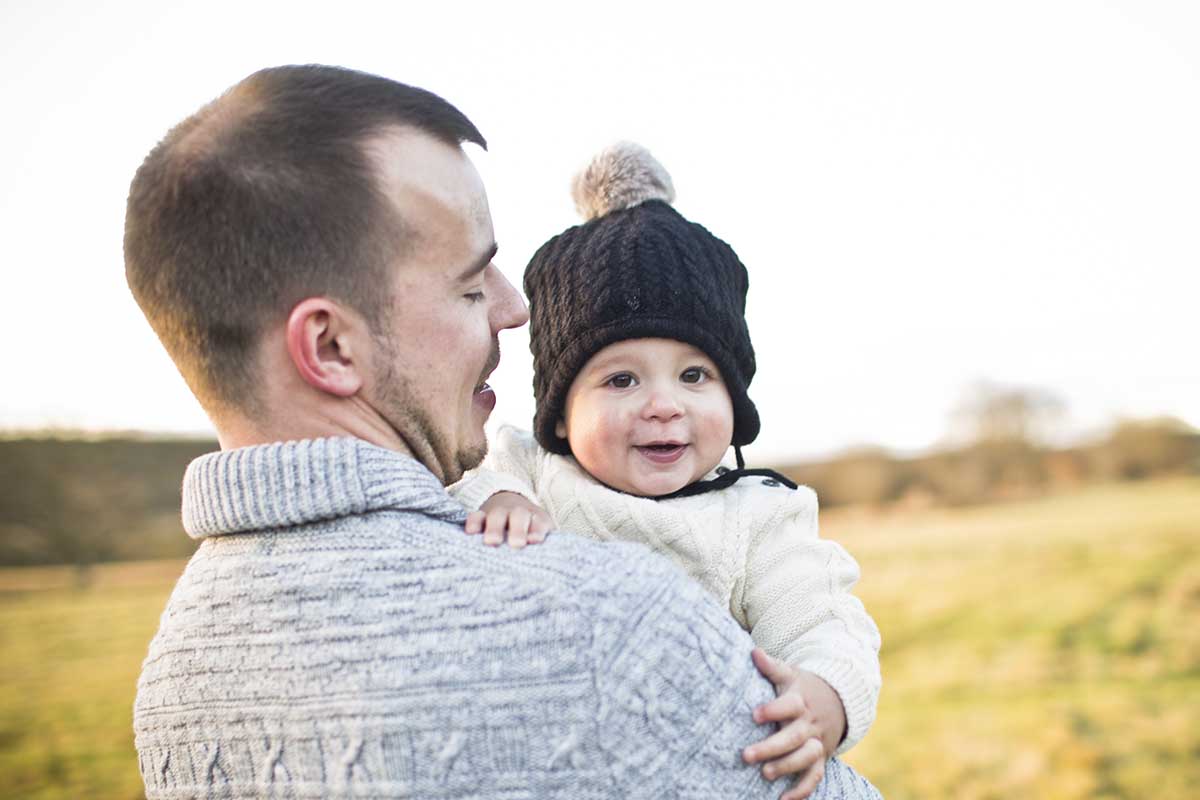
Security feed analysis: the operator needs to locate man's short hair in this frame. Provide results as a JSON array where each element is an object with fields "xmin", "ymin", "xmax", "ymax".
[{"xmin": 124, "ymin": 65, "xmax": 486, "ymax": 417}]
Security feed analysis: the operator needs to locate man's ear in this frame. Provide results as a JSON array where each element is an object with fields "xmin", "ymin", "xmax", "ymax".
[{"xmin": 285, "ymin": 298, "xmax": 365, "ymax": 398}]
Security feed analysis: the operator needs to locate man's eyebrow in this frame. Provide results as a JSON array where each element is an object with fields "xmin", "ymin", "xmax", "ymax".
[{"xmin": 456, "ymin": 243, "xmax": 499, "ymax": 282}]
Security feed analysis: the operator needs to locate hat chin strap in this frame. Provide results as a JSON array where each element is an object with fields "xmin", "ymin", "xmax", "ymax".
[{"xmin": 649, "ymin": 444, "xmax": 796, "ymax": 501}]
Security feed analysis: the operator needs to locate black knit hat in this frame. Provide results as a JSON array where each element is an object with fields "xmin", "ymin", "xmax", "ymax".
[{"xmin": 526, "ymin": 142, "xmax": 760, "ymax": 455}]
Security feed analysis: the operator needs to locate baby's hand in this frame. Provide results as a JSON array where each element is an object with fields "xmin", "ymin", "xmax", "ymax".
[
  {"xmin": 465, "ymin": 491, "xmax": 553, "ymax": 549},
  {"xmin": 743, "ymin": 649, "xmax": 847, "ymax": 800}
]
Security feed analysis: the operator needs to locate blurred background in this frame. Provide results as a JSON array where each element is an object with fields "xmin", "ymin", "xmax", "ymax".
[{"xmin": 1, "ymin": 1, "xmax": 1197, "ymax": 797}]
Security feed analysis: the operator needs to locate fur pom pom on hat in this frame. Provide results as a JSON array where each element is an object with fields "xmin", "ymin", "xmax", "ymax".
[
  {"xmin": 524, "ymin": 142, "xmax": 761, "ymax": 456},
  {"xmin": 570, "ymin": 141, "xmax": 676, "ymax": 220}
]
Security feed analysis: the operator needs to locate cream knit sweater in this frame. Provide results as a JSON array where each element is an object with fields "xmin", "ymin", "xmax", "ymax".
[{"xmin": 453, "ymin": 426, "xmax": 882, "ymax": 753}]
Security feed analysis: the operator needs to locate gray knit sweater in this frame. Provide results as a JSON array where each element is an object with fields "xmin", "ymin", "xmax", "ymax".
[{"xmin": 134, "ymin": 438, "xmax": 882, "ymax": 799}]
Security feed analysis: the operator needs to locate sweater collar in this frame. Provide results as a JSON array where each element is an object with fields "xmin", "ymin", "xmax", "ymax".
[{"xmin": 181, "ymin": 437, "xmax": 466, "ymax": 540}]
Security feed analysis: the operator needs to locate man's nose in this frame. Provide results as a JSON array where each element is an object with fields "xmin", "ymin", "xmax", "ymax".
[{"xmin": 490, "ymin": 266, "xmax": 529, "ymax": 331}]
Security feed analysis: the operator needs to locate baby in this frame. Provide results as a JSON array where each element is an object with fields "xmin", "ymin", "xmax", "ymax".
[{"xmin": 452, "ymin": 143, "xmax": 881, "ymax": 799}]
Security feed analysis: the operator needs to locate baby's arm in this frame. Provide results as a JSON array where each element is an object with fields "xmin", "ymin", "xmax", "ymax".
[
  {"xmin": 449, "ymin": 427, "xmax": 554, "ymax": 548},
  {"xmin": 734, "ymin": 486, "xmax": 882, "ymax": 757}
]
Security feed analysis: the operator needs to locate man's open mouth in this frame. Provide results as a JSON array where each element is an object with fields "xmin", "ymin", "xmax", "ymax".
[
  {"xmin": 474, "ymin": 345, "xmax": 500, "ymax": 395},
  {"xmin": 472, "ymin": 380, "xmax": 496, "ymax": 412}
]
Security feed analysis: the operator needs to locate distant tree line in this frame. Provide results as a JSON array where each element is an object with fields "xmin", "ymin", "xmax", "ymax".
[
  {"xmin": 2, "ymin": 389, "xmax": 1197, "ymax": 566},
  {"xmin": 0, "ymin": 436, "xmax": 214, "ymax": 567},
  {"xmin": 782, "ymin": 385, "xmax": 1200, "ymax": 508}
]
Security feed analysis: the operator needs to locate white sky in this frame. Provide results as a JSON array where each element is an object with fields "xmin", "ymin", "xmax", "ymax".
[{"xmin": 2, "ymin": 0, "xmax": 1197, "ymax": 462}]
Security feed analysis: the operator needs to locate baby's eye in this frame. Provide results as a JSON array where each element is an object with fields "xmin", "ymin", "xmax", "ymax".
[
  {"xmin": 607, "ymin": 373, "xmax": 636, "ymax": 389},
  {"xmin": 680, "ymin": 366, "xmax": 710, "ymax": 384}
]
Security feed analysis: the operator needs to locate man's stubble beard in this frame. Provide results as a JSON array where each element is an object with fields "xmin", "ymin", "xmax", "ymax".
[{"xmin": 372, "ymin": 332, "xmax": 490, "ymax": 484}]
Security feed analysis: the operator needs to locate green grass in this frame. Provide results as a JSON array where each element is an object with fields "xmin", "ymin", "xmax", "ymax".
[
  {"xmin": 0, "ymin": 478, "xmax": 1197, "ymax": 798},
  {"xmin": 0, "ymin": 561, "xmax": 183, "ymax": 800},
  {"xmin": 832, "ymin": 477, "xmax": 1200, "ymax": 799}
]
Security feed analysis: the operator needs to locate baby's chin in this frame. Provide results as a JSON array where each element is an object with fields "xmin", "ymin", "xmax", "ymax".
[
  {"xmin": 624, "ymin": 477, "xmax": 690, "ymax": 498},
  {"xmin": 597, "ymin": 464, "xmax": 719, "ymax": 498}
]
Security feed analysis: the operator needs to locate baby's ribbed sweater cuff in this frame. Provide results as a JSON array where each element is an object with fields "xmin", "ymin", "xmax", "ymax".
[{"xmin": 794, "ymin": 655, "xmax": 877, "ymax": 755}]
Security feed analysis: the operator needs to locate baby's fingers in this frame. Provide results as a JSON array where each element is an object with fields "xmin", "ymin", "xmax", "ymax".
[
  {"xmin": 777, "ymin": 740, "xmax": 826, "ymax": 799},
  {"xmin": 754, "ymin": 692, "xmax": 808, "ymax": 726},
  {"xmin": 751, "ymin": 648, "xmax": 794, "ymax": 686},
  {"xmin": 764, "ymin": 736, "xmax": 823, "ymax": 782},
  {"xmin": 527, "ymin": 511, "xmax": 553, "ymax": 543},
  {"xmin": 465, "ymin": 511, "xmax": 486, "ymax": 535},
  {"xmin": 507, "ymin": 508, "xmax": 532, "ymax": 549},
  {"xmin": 744, "ymin": 719, "xmax": 817, "ymax": 765},
  {"xmin": 482, "ymin": 507, "xmax": 511, "ymax": 546}
]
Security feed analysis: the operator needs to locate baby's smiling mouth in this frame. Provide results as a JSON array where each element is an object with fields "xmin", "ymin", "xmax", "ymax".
[{"xmin": 634, "ymin": 442, "xmax": 688, "ymax": 463}]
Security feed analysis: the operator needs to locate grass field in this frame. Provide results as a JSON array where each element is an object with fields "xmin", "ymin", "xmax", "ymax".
[
  {"xmin": 1, "ymin": 478, "xmax": 1197, "ymax": 799},
  {"xmin": 834, "ymin": 477, "xmax": 1200, "ymax": 799}
]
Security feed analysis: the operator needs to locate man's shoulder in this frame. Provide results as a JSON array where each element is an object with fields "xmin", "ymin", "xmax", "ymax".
[
  {"xmin": 527, "ymin": 528, "xmax": 698, "ymax": 582},
  {"xmin": 475, "ymin": 526, "xmax": 704, "ymax": 611},
  {"xmin": 168, "ymin": 508, "xmax": 700, "ymax": 628},
  {"xmin": 529, "ymin": 533, "xmax": 765, "ymax": 687}
]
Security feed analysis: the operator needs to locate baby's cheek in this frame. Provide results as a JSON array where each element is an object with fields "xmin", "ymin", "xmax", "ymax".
[{"xmin": 578, "ymin": 413, "xmax": 630, "ymax": 481}]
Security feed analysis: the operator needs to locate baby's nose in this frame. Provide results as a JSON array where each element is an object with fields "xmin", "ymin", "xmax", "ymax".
[{"xmin": 642, "ymin": 389, "xmax": 684, "ymax": 420}]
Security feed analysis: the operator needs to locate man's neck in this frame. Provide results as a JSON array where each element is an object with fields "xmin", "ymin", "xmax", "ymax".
[{"xmin": 214, "ymin": 400, "xmax": 417, "ymax": 463}]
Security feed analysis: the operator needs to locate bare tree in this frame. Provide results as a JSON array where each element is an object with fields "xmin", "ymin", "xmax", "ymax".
[{"xmin": 950, "ymin": 381, "xmax": 1067, "ymax": 447}]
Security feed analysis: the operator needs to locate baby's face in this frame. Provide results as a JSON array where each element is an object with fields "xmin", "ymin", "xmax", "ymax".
[{"xmin": 555, "ymin": 338, "xmax": 734, "ymax": 496}]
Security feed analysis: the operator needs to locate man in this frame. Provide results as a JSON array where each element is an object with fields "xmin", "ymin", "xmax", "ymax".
[{"xmin": 126, "ymin": 65, "xmax": 882, "ymax": 799}]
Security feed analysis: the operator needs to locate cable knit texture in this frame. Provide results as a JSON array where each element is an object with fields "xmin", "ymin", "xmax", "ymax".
[
  {"xmin": 135, "ymin": 437, "xmax": 883, "ymax": 799},
  {"xmin": 452, "ymin": 427, "xmax": 882, "ymax": 754}
]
